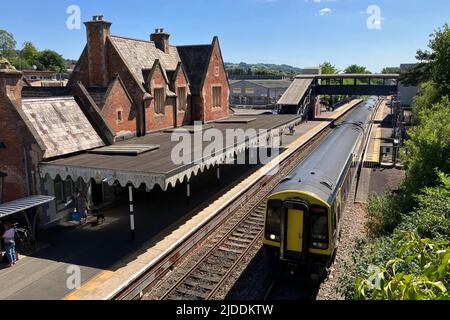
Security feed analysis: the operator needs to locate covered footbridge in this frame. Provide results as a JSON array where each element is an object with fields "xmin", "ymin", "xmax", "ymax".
[{"xmin": 278, "ymin": 73, "xmax": 399, "ymax": 117}]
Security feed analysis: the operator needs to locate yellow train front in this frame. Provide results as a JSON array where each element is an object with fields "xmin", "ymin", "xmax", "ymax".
[{"xmin": 263, "ymin": 97, "xmax": 377, "ymax": 281}]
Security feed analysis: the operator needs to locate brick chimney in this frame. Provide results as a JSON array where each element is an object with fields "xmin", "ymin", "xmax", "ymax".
[
  {"xmin": 0, "ymin": 68, "xmax": 23, "ymax": 107},
  {"xmin": 151, "ymin": 28, "xmax": 170, "ymax": 53},
  {"xmin": 84, "ymin": 15, "xmax": 112, "ymax": 87}
]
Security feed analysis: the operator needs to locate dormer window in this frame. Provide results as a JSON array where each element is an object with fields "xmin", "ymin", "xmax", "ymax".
[
  {"xmin": 154, "ymin": 88, "xmax": 165, "ymax": 114},
  {"xmin": 213, "ymin": 86, "xmax": 222, "ymax": 108},
  {"xmin": 177, "ymin": 87, "xmax": 187, "ymax": 111},
  {"xmin": 117, "ymin": 110, "xmax": 123, "ymax": 123}
]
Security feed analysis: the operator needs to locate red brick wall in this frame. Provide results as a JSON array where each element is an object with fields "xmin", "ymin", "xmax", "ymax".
[
  {"xmin": 101, "ymin": 77, "xmax": 136, "ymax": 133},
  {"xmin": 201, "ymin": 39, "xmax": 230, "ymax": 123},
  {"xmin": 0, "ymin": 77, "xmax": 43, "ymax": 202},
  {"xmin": 68, "ymin": 47, "xmax": 89, "ymax": 88},
  {"xmin": 145, "ymin": 65, "xmax": 175, "ymax": 132},
  {"xmin": 85, "ymin": 21, "xmax": 112, "ymax": 87},
  {"xmin": 173, "ymin": 68, "xmax": 191, "ymax": 127}
]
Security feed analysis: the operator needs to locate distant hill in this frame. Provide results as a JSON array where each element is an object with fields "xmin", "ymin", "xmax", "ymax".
[{"xmin": 225, "ymin": 62, "xmax": 302, "ymax": 76}]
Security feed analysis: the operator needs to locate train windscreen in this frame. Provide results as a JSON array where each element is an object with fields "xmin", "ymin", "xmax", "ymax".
[
  {"xmin": 310, "ymin": 206, "xmax": 329, "ymax": 250},
  {"xmin": 265, "ymin": 201, "xmax": 282, "ymax": 242}
]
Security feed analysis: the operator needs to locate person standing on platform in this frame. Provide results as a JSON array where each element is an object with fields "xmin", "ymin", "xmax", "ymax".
[{"xmin": 2, "ymin": 222, "xmax": 16, "ymax": 267}]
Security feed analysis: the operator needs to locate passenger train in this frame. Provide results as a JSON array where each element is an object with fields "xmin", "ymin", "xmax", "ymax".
[{"xmin": 263, "ymin": 96, "xmax": 378, "ymax": 281}]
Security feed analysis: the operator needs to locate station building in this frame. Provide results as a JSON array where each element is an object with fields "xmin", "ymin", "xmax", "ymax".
[
  {"xmin": 0, "ymin": 16, "xmax": 228, "ymax": 224},
  {"xmin": 0, "ymin": 16, "xmax": 300, "ymax": 229}
]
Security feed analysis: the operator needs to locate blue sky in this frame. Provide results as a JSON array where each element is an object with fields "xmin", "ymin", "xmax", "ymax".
[{"xmin": 1, "ymin": 0, "xmax": 449, "ymax": 72}]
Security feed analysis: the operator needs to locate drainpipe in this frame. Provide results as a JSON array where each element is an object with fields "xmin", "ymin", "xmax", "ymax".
[
  {"xmin": 174, "ymin": 96, "xmax": 178, "ymax": 128},
  {"xmin": 23, "ymin": 145, "xmax": 32, "ymax": 196},
  {"xmin": 142, "ymin": 95, "xmax": 153, "ymax": 136},
  {"xmin": 190, "ymin": 95, "xmax": 194, "ymax": 124}
]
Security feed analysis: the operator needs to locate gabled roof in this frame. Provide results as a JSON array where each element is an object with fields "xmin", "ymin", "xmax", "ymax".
[
  {"xmin": 21, "ymin": 97, "xmax": 105, "ymax": 159},
  {"xmin": 177, "ymin": 44, "xmax": 213, "ymax": 95},
  {"xmin": 110, "ymin": 35, "xmax": 181, "ymax": 87},
  {"xmin": 86, "ymin": 87, "xmax": 108, "ymax": 108},
  {"xmin": 231, "ymin": 79, "xmax": 292, "ymax": 89}
]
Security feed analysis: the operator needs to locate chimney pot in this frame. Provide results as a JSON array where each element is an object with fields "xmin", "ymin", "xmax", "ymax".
[{"xmin": 151, "ymin": 28, "xmax": 170, "ymax": 53}]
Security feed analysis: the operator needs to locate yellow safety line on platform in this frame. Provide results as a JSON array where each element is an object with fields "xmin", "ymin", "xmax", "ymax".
[{"xmin": 62, "ymin": 100, "xmax": 359, "ymax": 300}]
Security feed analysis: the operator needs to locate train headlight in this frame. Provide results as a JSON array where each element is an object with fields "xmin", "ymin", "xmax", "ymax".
[{"xmin": 270, "ymin": 234, "xmax": 276, "ymax": 241}]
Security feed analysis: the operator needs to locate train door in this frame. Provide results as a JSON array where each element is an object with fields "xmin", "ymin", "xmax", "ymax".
[{"xmin": 280, "ymin": 201, "xmax": 309, "ymax": 260}]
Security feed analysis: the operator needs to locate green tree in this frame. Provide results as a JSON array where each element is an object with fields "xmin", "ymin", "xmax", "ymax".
[
  {"xmin": 401, "ymin": 97, "xmax": 450, "ymax": 195},
  {"xmin": 382, "ymin": 67, "xmax": 401, "ymax": 74},
  {"xmin": 401, "ymin": 24, "xmax": 450, "ymax": 97},
  {"xmin": 37, "ymin": 50, "xmax": 66, "ymax": 72},
  {"xmin": 355, "ymin": 232, "xmax": 449, "ymax": 300},
  {"xmin": 345, "ymin": 64, "xmax": 371, "ymax": 74},
  {"xmin": 320, "ymin": 61, "xmax": 338, "ymax": 74},
  {"xmin": 0, "ymin": 30, "xmax": 16, "ymax": 58},
  {"xmin": 21, "ymin": 41, "xmax": 39, "ymax": 66}
]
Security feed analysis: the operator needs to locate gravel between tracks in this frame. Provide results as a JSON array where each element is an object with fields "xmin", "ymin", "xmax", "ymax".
[{"xmin": 316, "ymin": 188, "xmax": 368, "ymax": 300}]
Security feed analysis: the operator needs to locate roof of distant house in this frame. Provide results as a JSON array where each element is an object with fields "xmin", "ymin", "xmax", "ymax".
[{"xmin": 230, "ymin": 79, "xmax": 292, "ymax": 89}]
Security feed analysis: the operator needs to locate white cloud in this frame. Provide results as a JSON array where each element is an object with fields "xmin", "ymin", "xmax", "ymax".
[{"xmin": 318, "ymin": 8, "xmax": 332, "ymax": 15}]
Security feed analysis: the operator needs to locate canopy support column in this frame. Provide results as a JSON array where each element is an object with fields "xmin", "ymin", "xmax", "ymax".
[
  {"xmin": 217, "ymin": 165, "xmax": 221, "ymax": 186},
  {"xmin": 128, "ymin": 186, "xmax": 135, "ymax": 241},
  {"xmin": 186, "ymin": 179, "xmax": 191, "ymax": 205}
]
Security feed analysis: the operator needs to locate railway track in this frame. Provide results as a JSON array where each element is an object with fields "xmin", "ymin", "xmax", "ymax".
[
  {"xmin": 155, "ymin": 128, "xmax": 333, "ymax": 300},
  {"xmin": 114, "ymin": 105, "xmax": 359, "ymax": 300}
]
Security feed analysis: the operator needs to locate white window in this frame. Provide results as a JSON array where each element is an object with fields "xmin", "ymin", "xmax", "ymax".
[
  {"xmin": 245, "ymin": 87, "xmax": 254, "ymax": 94},
  {"xmin": 233, "ymin": 88, "xmax": 242, "ymax": 94}
]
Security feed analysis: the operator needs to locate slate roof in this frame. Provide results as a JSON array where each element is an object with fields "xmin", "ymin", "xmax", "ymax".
[
  {"xmin": 231, "ymin": 79, "xmax": 292, "ymax": 89},
  {"xmin": 177, "ymin": 45, "xmax": 213, "ymax": 95},
  {"xmin": 21, "ymin": 87, "xmax": 72, "ymax": 99},
  {"xmin": 277, "ymin": 78, "xmax": 313, "ymax": 106},
  {"xmin": 110, "ymin": 36, "xmax": 181, "ymax": 87},
  {"xmin": 87, "ymin": 87, "xmax": 108, "ymax": 108},
  {"xmin": 21, "ymin": 97, "xmax": 105, "ymax": 159}
]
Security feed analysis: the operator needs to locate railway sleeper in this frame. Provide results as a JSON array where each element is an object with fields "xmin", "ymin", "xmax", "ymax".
[
  {"xmin": 228, "ymin": 236, "xmax": 253, "ymax": 243},
  {"xmin": 232, "ymin": 232, "xmax": 257, "ymax": 240},
  {"xmin": 189, "ymin": 273, "xmax": 223, "ymax": 284},
  {"xmin": 183, "ymin": 279, "xmax": 217, "ymax": 291},
  {"xmin": 223, "ymin": 241, "xmax": 250, "ymax": 249},
  {"xmin": 218, "ymin": 246, "xmax": 245, "ymax": 255},
  {"xmin": 174, "ymin": 287, "xmax": 207, "ymax": 300}
]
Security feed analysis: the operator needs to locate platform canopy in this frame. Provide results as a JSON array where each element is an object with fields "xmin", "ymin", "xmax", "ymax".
[
  {"xmin": 0, "ymin": 195, "xmax": 55, "ymax": 219},
  {"xmin": 40, "ymin": 114, "xmax": 302, "ymax": 191}
]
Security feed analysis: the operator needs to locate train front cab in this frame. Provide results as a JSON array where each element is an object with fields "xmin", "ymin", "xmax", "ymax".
[{"xmin": 263, "ymin": 191, "xmax": 334, "ymax": 282}]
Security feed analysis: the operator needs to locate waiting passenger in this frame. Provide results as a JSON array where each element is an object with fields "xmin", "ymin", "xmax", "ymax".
[
  {"xmin": 67, "ymin": 188, "xmax": 89, "ymax": 219},
  {"xmin": 2, "ymin": 222, "xmax": 16, "ymax": 267}
]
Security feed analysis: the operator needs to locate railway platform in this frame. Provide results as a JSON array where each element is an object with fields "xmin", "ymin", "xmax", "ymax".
[
  {"xmin": 356, "ymin": 98, "xmax": 403, "ymax": 204},
  {"xmin": 0, "ymin": 100, "xmax": 360, "ymax": 300}
]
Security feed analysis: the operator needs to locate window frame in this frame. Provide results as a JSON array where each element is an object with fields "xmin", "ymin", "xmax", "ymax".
[
  {"xmin": 212, "ymin": 86, "xmax": 222, "ymax": 109},
  {"xmin": 177, "ymin": 86, "xmax": 187, "ymax": 112},
  {"xmin": 154, "ymin": 87, "xmax": 166, "ymax": 115}
]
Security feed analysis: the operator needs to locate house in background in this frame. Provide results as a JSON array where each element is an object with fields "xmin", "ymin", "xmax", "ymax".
[{"xmin": 230, "ymin": 79, "xmax": 292, "ymax": 107}]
